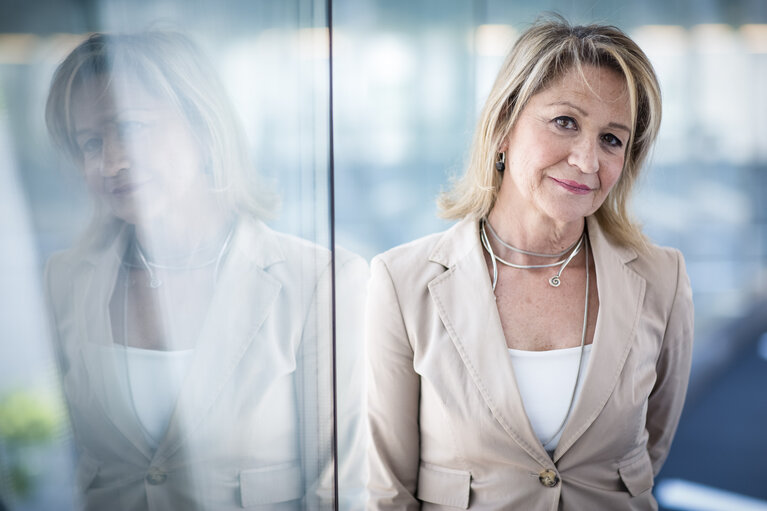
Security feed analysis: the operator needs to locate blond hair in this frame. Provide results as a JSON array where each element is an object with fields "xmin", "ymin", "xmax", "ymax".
[
  {"xmin": 45, "ymin": 31, "xmax": 277, "ymax": 220},
  {"xmin": 439, "ymin": 17, "xmax": 661, "ymax": 250}
]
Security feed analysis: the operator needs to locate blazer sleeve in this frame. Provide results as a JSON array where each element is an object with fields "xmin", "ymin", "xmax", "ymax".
[
  {"xmin": 365, "ymin": 256, "xmax": 421, "ymax": 510},
  {"xmin": 646, "ymin": 249, "xmax": 694, "ymax": 475}
]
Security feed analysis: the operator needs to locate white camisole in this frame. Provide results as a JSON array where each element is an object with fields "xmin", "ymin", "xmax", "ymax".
[
  {"xmin": 87, "ymin": 344, "xmax": 195, "ymax": 449},
  {"xmin": 507, "ymin": 344, "xmax": 593, "ymax": 453}
]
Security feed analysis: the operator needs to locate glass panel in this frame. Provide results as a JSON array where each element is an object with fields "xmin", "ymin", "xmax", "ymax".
[{"xmin": 0, "ymin": 1, "xmax": 353, "ymax": 509}]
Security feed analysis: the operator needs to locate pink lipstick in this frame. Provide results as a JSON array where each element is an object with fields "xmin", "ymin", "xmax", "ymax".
[{"xmin": 551, "ymin": 177, "xmax": 593, "ymax": 195}]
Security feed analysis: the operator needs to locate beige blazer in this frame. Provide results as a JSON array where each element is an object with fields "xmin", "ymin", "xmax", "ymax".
[
  {"xmin": 365, "ymin": 216, "xmax": 693, "ymax": 510},
  {"xmin": 46, "ymin": 217, "xmax": 368, "ymax": 510}
]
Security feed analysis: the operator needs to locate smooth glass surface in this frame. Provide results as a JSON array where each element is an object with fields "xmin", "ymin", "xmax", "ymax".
[{"xmin": 0, "ymin": 1, "xmax": 369, "ymax": 510}]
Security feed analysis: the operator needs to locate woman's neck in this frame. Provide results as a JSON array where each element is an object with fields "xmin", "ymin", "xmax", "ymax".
[
  {"xmin": 132, "ymin": 201, "xmax": 233, "ymax": 265},
  {"xmin": 487, "ymin": 202, "xmax": 585, "ymax": 265}
]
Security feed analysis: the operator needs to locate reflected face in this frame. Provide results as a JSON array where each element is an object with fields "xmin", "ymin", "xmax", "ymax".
[
  {"xmin": 500, "ymin": 65, "xmax": 632, "ymax": 226},
  {"xmin": 71, "ymin": 77, "xmax": 207, "ymax": 225}
]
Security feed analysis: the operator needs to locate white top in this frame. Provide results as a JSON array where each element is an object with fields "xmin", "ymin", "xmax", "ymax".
[
  {"xmin": 86, "ymin": 343, "xmax": 195, "ymax": 449},
  {"xmin": 507, "ymin": 344, "xmax": 593, "ymax": 453}
]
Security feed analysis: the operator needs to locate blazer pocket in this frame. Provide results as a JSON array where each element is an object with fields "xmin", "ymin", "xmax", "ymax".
[
  {"xmin": 240, "ymin": 461, "xmax": 303, "ymax": 507},
  {"xmin": 618, "ymin": 450, "xmax": 654, "ymax": 497},
  {"xmin": 416, "ymin": 463, "xmax": 471, "ymax": 509}
]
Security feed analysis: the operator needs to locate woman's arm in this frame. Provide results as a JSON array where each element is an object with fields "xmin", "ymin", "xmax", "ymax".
[
  {"xmin": 646, "ymin": 250, "xmax": 694, "ymax": 475},
  {"xmin": 366, "ymin": 256, "xmax": 421, "ymax": 510}
]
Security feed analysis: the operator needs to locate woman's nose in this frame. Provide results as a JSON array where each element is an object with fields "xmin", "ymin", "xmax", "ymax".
[
  {"xmin": 99, "ymin": 132, "xmax": 129, "ymax": 177},
  {"xmin": 567, "ymin": 137, "xmax": 599, "ymax": 174}
]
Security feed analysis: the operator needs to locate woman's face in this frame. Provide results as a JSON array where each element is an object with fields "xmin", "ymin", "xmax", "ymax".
[
  {"xmin": 499, "ymin": 64, "xmax": 632, "ymax": 228},
  {"xmin": 71, "ymin": 76, "xmax": 208, "ymax": 225}
]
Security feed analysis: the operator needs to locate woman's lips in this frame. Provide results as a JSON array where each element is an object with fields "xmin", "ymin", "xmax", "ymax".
[
  {"xmin": 550, "ymin": 177, "xmax": 593, "ymax": 195},
  {"xmin": 109, "ymin": 180, "xmax": 150, "ymax": 196}
]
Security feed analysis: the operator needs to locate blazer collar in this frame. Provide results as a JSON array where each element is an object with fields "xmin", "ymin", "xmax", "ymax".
[
  {"xmin": 428, "ymin": 217, "xmax": 554, "ymax": 466},
  {"xmin": 79, "ymin": 216, "xmax": 286, "ymax": 269},
  {"xmin": 74, "ymin": 217, "xmax": 286, "ymax": 462},
  {"xmin": 426, "ymin": 216, "xmax": 646, "ymax": 465},
  {"xmin": 552, "ymin": 216, "xmax": 645, "ymax": 461},
  {"xmin": 153, "ymin": 218, "xmax": 285, "ymax": 462}
]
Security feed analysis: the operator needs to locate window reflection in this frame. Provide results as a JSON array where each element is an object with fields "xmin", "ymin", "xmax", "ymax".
[{"xmin": 41, "ymin": 31, "xmax": 365, "ymax": 510}]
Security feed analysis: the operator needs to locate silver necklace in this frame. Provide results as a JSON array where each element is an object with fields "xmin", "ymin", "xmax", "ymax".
[
  {"xmin": 480, "ymin": 219, "xmax": 584, "ymax": 289},
  {"xmin": 481, "ymin": 219, "xmax": 590, "ymax": 449},
  {"xmin": 117, "ymin": 224, "xmax": 235, "ymax": 446},
  {"xmin": 127, "ymin": 224, "xmax": 236, "ymax": 288},
  {"xmin": 484, "ymin": 219, "xmax": 580, "ymax": 259},
  {"xmin": 540, "ymin": 237, "xmax": 589, "ymax": 448}
]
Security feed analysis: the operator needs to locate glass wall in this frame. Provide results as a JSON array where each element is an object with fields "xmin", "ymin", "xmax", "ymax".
[
  {"xmin": 1, "ymin": 0, "xmax": 766, "ymax": 510},
  {"xmin": 0, "ymin": 0, "xmax": 370, "ymax": 510}
]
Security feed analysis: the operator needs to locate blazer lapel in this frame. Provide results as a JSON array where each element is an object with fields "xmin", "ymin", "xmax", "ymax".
[
  {"xmin": 76, "ymin": 223, "xmax": 155, "ymax": 460},
  {"xmin": 552, "ymin": 216, "xmax": 646, "ymax": 461},
  {"xmin": 427, "ymin": 218, "xmax": 552, "ymax": 466},
  {"xmin": 153, "ymin": 219, "xmax": 284, "ymax": 463}
]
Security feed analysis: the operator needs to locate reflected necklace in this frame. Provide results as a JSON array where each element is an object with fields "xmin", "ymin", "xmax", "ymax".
[
  {"xmin": 480, "ymin": 218, "xmax": 584, "ymax": 289},
  {"xmin": 126, "ymin": 223, "xmax": 237, "ymax": 288}
]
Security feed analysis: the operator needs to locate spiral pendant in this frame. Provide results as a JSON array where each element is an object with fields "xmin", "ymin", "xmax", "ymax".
[{"xmin": 549, "ymin": 275, "xmax": 561, "ymax": 287}]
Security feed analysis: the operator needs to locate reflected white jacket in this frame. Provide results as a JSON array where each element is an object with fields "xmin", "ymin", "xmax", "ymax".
[
  {"xmin": 365, "ymin": 216, "xmax": 694, "ymax": 510},
  {"xmin": 46, "ymin": 217, "xmax": 368, "ymax": 511}
]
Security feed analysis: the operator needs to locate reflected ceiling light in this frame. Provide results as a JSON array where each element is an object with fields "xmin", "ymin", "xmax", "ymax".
[
  {"xmin": 366, "ymin": 36, "xmax": 414, "ymax": 85},
  {"xmin": 474, "ymin": 24, "xmax": 516, "ymax": 57},
  {"xmin": 630, "ymin": 25, "xmax": 687, "ymax": 56},
  {"xmin": 42, "ymin": 33, "xmax": 86, "ymax": 63},
  {"xmin": 0, "ymin": 33, "xmax": 39, "ymax": 65},
  {"xmin": 740, "ymin": 24, "xmax": 767, "ymax": 54},
  {"xmin": 691, "ymin": 24, "xmax": 735, "ymax": 54},
  {"xmin": 298, "ymin": 27, "xmax": 329, "ymax": 60}
]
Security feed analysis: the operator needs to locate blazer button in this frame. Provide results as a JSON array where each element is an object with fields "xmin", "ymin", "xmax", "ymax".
[
  {"xmin": 146, "ymin": 468, "xmax": 167, "ymax": 485},
  {"xmin": 538, "ymin": 469, "xmax": 560, "ymax": 488}
]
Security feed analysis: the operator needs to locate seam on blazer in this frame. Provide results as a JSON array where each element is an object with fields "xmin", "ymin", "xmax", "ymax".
[
  {"xmin": 297, "ymin": 258, "xmax": 332, "ymax": 488},
  {"xmin": 562, "ymin": 263, "xmax": 646, "ymax": 451},
  {"xmin": 377, "ymin": 257, "xmax": 416, "ymax": 354},
  {"xmin": 435, "ymin": 376, "xmax": 472, "ymax": 474},
  {"xmin": 653, "ymin": 249, "xmax": 682, "ymax": 368}
]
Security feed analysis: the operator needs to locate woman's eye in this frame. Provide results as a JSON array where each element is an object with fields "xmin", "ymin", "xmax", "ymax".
[
  {"xmin": 118, "ymin": 121, "xmax": 145, "ymax": 137},
  {"xmin": 602, "ymin": 133, "xmax": 623, "ymax": 148},
  {"xmin": 554, "ymin": 116, "xmax": 577, "ymax": 130},
  {"xmin": 80, "ymin": 137, "xmax": 102, "ymax": 154}
]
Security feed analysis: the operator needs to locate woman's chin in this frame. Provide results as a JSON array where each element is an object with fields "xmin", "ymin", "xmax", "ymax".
[{"xmin": 108, "ymin": 200, "xmax": 163, "ymax": 226}]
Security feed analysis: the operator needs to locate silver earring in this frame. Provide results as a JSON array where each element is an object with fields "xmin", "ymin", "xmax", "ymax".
[{"xmin": 495, "ymin": 152, "xmax": 505, "ymax": 172}]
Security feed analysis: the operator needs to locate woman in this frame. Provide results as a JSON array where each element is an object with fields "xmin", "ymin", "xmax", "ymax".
[
  {"xmin": 44, "ymin": 32, "xmax": 366, "ymax": 510},
  {"xmin": 365, "ymin": 19, "xmax": 693, "ymax": 510}
]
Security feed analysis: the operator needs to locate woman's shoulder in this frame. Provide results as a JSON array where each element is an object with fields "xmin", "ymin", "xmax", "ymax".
[
  {"xmin": 633, "ymin": 240, "xmax": 687, "ymax": 283},
  {"xmin": 636, "ymin": 241, "xmax": 690, "ymax": 308},
  {"xmin": 589, "ymin": 217, "xmax": 686, "ymax": 284},
  {"xmin": 241, "ymin": 217, "xmax": 367, "ymax": 280},
  {"xmin": 372, "ymin": 218, "xmax": 474, "ymax": 281},
  {"xmin": 45, "ymin": 219, "xmax": 127, "ymax": 283}
]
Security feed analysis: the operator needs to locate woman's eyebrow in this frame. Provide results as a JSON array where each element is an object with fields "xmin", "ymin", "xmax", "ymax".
[{"xmin": 549, "ymin": 101, "xmax": 631, "ymax": 134}]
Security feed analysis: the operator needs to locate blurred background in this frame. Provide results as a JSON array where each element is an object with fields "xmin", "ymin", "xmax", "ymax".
[{"xmin": 1, "ymin": 0, "xmax": 766, "ymax": 509}]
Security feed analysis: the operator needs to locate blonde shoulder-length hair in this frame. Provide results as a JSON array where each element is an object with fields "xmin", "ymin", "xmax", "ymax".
[
  {"xmin": 438, "ymin": 18, "xmax": 662, "ymax": 250},
  {"xmin": 45, "ymin": 31, "xmax": 277, "ymax": 222}
]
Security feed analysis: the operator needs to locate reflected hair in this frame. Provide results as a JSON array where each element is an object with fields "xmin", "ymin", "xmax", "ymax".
[
  {"xmin": 45, "ymin": 31, "xmax": 277, "ymax": 219},
  {"xmin": 438, "ymin": 16, "xmax": 662, "ymax": 250}
]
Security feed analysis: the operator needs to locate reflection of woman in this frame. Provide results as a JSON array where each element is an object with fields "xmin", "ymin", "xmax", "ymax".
[
  {"xmin": 366, "ymin": 19, "xmax": 693, "ymax": 510},
  {"xmin": 45, "ymin": 32, "xmax": 365, "ymax": 510}
]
